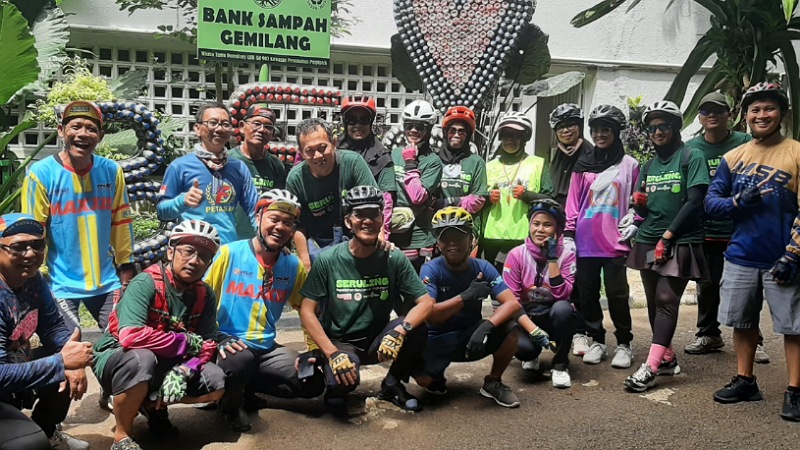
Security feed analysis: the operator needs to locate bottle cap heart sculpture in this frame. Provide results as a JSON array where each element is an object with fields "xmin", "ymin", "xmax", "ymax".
[{"xmin": 393, "ymin": 0, "xmax": 535, "ymax": 112}]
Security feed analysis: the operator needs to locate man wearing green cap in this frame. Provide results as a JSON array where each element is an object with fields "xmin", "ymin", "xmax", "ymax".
[
  {"xmin": 230, "ymin": 104, "xmax": 287, "ymax": 240},
  {"xmin": 0, "ymin": 213, "xmax": 93, "ymax": 450},
  {"xmin": 22, "ymin": 100, "xmax": 136, "ymax": 334},
  {"xmin": 684, "ymin": 92, "xmax": 768, "ymax": 361}
]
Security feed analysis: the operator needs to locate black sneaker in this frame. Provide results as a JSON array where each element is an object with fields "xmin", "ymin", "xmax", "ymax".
[
  {"xmin": 425, "ymin": 379, "xmax": 448, "ymax": 396},
  {"xmin": 479, "ymin": 378, "xmax": 520, "ymax": 408},
  {"xmin": 713, "ymin": 376, "xmax": 764, "ymax": 404},
  {"xmin": 780, "ymin": 390, "xmax": 800, "ymax": 422},
  {"xmin": 378, "ymin": 377, "xmax": 422, "ymax": 412},
  {"xmin": 139, "ymin": 406, "xmax": 179, "ymax": 436},
  {"xmin": 624, "ymin": 363, "xmax": 657, "ymax": 393},
  {"xmin": 657, "ymin": 358, "xmax": 681, "ymax": 376},
  {"xmin": 224, "ymin": 407, "xmax": 252, "ymax": 432}
]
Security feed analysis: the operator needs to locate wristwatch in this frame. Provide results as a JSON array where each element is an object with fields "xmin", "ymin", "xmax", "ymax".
[{"xmin": 402, "ymin": 321, "xmax": 414, "ymax": 333}]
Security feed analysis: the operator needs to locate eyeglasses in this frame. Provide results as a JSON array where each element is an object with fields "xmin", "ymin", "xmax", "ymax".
[
  {"xmin": 699, "ymin": 108, "xmax": 728, "ymax": 117},
  {"xmin": 247, "ymin": 121, "xmax": 275, "ymax": 132},
  {"xmin": 351, "ymin": 208, "xmax": 382, "ymax": 221},
  {"xmin": 199, "ymin": 120, "xmax": 233, "ymax": 130},
  {"xmin": 590, "ymin": 127, "xmax": 614, "ymax": 136},
  {"xmin": 345, "ymin": 116, "xmax": 372, "ymax": 126},
  {"xmin": 174, "ymin": 246, "xmax": 213, "ymax": 264},
  {"xmin": 556, "ymin": 123, "xmax": 578, "ymax": 132},
  {"xmin": 645, "ymin": 123, "xmax": 673, "ymax": 134},
  {"xmin": 446, "ymin": 127, "xmax": 469, "ymax": 136},
  {"xmin": 404, "ymin": 122, "xmax": 428, "ymax": 132},
  {"xmin": 0, "ymin": 239, "xmax": 46, "ymax": 255}
]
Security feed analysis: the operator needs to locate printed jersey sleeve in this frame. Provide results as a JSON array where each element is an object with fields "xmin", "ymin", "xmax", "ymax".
[
  {"xmin": 288, "ymin": 261, "xmax": 308, "ymax": 309},
  {"xmin": 501, "ymin": 247, "xmax": 524, "ymax": 300},
  {"xmin": 115, "ymin": 274, "xmax": 190, "ymax": 358},
  {"xmin": 111, "ymin": 166, "xmax": 134, "ymax": 266},
  {"xmin": 156, "ymin": 164, "xmax": 188, "ymax": 220},
  {"xmin": 0, "ymin": 318, "xmax": 65, "ymax": 393},
  {"xmin": 22, "ymin": 167, "xmax": 50, "ymax": 227},
  {"xmin": 204, "ymin": 245, "xmax": 231, "ymax": 306},
  {"xmin": 237, "ymin": 164, "xmax": 259, "ymax": 227},
  {"xmin": 419, "ymin": 261, "xmax": 439, "ymax": 300},
  {"xmin": 704, "ymin": 156, "xmax": 737, "ymax": 220},
  {"xmin": 564, "ymin": 172, "xmax": 586, "ymax": 233},
  {"xmin": 35, "ymin": 277, "xmax": 71, "ymax": 353},
  {"xmin": 477, "ymin": 259, "xmax": 508, "ymax": 298},
  {"xmin": 552, "ymin": 244, "xmax": 577, "ymax": 301}
]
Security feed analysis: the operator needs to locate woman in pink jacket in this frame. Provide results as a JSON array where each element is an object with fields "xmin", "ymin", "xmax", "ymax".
[
  {"xmin": 564, "ymin": 105, "xmax": 639, "ymax": 370},
  {"xmin": 503, "ymin": 199, "xmax": 579, "ymax": 388}
]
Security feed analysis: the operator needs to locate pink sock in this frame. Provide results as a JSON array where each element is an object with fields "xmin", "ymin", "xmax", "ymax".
[
  {"xmin": 646, "ymin": 344, "xmax": 668, "ymax": 372},
  {"xmin": 664, "ymin": 346, "xmax": 675, "ymax": 362}
]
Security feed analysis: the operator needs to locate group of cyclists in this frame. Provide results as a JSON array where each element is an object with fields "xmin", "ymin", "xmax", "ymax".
[{"xmin": 2, "ymin": 79, "xmax": 800, "ymax": 450}]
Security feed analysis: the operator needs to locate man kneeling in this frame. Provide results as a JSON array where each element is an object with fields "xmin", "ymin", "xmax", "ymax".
[
  {"xmin": 93, "ymin": 220, "xmax": 225, "ymax": 450},
  {"xmin": 299, "ymin": 186, "xmax": 434, "ymax": 412},
  {"xmin": 414, "ymin": 207, "xmax": 522, "ymax": 408}
]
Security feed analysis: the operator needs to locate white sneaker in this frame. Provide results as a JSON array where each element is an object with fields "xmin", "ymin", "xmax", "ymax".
[
  {"xmin": 754, "ymin": 344, "xmax": 770, "ymax": 364},
  {"xmin": 611, "ymin": 344, "xmax": 634, "ymax": 369},
  {"xmin": 551, "ymin": 369, "xmax": 572, "ymax": 388},
  {"xmin": 522, "ymin": 357, "xmax": 540, "ymax": 371},
  {"xmin": 582, "ymin": 343, "xmax": 608, "ymax": 364},
  {"xmin": 572, "ymin": 334, "xmax": 591, "ymax": 356},
  {"xmin": 49, "ymin": 430, "xmax": 89, "ymax": 450}
]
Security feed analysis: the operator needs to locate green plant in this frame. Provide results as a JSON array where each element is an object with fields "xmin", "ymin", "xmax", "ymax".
[
  {"xmin": 571, "ymin": 1, "xmax": 800, "ymax": 138},
  {"xmin": 34, "ymin": 57, "xmax": 114, "ymax": 127},
  {"xmin": 621, "ymin": 96, "xmax": 654, "ymax": 164},
  {"xmin": 132, "ymin": 214, "xmax": 160, "ymax": 240}
]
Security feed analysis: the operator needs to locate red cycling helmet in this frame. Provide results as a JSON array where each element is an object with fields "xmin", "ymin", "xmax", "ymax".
[
  {"xmin": 442, "ymin": 106, "xmax": 477, "ymax": 135},
  {"xmin": 341, "ymin": 94, "xmax": 377, "ymax": 121}
]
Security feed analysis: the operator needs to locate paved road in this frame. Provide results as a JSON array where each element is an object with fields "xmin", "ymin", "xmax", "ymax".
[{"xmin": 62, "ymin": 307, "xmax": 799, "ymax": 450}]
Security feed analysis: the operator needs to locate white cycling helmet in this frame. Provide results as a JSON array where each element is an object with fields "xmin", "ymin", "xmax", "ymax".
[
  {"xmin": 256, "ymin": 189, "xmax": 300, "ymax": 218},
  {"xmin": 643, "ymin": 100, "xmax": 683, "ymax": 124},
  {"xmin": 169, "ymin": 219, "xmax": 220, "ymax": 253},
  {"xmin": 402, "ymin": 100, "xmax": 438, "ymax": 125},
  {"xmin": 498, "ymin": 112, "xmax": 533, "ymax": 142}
]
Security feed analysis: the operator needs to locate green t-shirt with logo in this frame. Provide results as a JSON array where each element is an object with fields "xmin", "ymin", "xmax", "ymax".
[
  {"xmin": 636, "ymin": 145, "xmax": 710, "ymax": 244},
  {"xmin": 686, "ymin": 131, "xmax": 751, "ymax": 239},
  {"xmin": 229, "ymin": 146, "xmax": 287, "ymax": 239},
  {"xmin": 439, "ymin": 153, "xmax": 489, "ymax": 232},
  {"xmin": 390, "ymin": 148, "xmax": 443, "ymax": 250},
  {"xmin": 286, "ymin": 149, "xmax": 377, "ymax": 240},
  {"xmin": 300, "ymin": 243, "xmax": 428, "ymax": 339}
]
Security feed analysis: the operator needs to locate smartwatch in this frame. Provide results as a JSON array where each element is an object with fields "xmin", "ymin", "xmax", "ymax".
[{"xmin": 402, "ymin": 321, "xmax": 414, "ymax": 333}]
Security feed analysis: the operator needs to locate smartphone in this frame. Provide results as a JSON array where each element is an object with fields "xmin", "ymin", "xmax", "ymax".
[
  {"xmin": 297, "ymin": 351, "xmax": 316, "ymax": 380},
  {"xmin": 646, "ymin": 250, "xmax": 655, "ymax": 265}
]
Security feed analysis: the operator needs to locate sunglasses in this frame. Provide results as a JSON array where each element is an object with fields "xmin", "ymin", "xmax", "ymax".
[
  {"xmin": 699, "ymin": 108, "xmax": 728, "ymax": 117},
  {"xmin": 555, "ymin": 123, "xmax": 578, "ymax": 132},
  {"xmin": 645, "ymin": 123, "xmax": 673, "ymax": 134},
  {"xmin": 446, "ymin": 127, "xmax": 469, "ymax": 136},
  {"xmin": 0, "ymin": 239, "xmax": 46, "ymax": 255},
  {"xmin": 345, "ymin": 116, "xmax": 372, "ymax": 126},
  {"xmin": 404, "ymin": 122, "xmax": 428, "ymax": 132}
]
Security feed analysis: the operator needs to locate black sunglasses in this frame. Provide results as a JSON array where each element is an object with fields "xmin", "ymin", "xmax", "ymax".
[
  {"xmin": 345, "ymin": 116, "xmax": 372, "ymax": 126},
  {"xmin": 404, "ymin": 122, "xmax": 429, "ymax": 132},
  {"xmin": 645, "ymin": 123, "xmax": 673, "ymax": 134},
  {"xmin": 0, "ymin": 239, "xmax": 46, "ymax": 255}
]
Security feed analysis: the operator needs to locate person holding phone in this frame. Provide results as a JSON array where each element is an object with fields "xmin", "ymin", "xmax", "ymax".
[{"xmin": 624, "ymin": 101, "xmax": 710, "ymax": 393}]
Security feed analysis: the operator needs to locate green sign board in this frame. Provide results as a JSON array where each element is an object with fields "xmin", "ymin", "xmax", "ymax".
[{"xmin": 197, "ymin": 0, "xmax": 331, "ymax": 68}]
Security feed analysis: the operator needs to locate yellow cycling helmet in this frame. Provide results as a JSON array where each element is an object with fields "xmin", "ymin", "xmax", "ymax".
[{"xmin": 431, "ymin": 206, "xmax": 474, "ymax": 237}]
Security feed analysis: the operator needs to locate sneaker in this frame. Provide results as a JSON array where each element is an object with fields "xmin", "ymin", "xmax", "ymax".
[
  {"xmin": 425, "ymin": 379, "xmax": 448, "ymax": 396},
  {"xmin": 479, "ymin": 378, "xmax": 520, "ymax": 408},
  {"xmin": 193, "ymin": 401, "xmax": 217, "ymax": 410},
  {"xmin": 780, "ymin": 390, "xmax": 800, "ymax": 422},
  {"xmin": 754, "ymin": 344, "xmax": 770, "ymax": 364},
  {"xmin": 110, "ymin": 437, "xmax": 142, "ymax": 450},
  {"xmin": 713, "ymin": 376, "xmax": 764, "ymax": 404},
  {"xmin": 624, "ymin": 363, "xmax": 657, "ymax": 393},
  {"xmin": 49, "ymin": 430, "xmax": 89, "ymax": 450},
  {"xmin": 657, "ymin": 358, "xmax": 681, "ymax": 376},
  {"xmin": 572, "ymin": 334, "xmax": 591, "ymax": 356},
  {"xmin": 684, "ymin": 335, "xmax": 724, "ymax": 355},
  {"xmin": 378, "ymin": 376, "xmax": 422, "ymax": 412},
  {"xmin": 224, "ymin": 407, "xmax": 252, "ymax": 432},
  {"xmin": 521, "ymin": 357, "xmax": 540, "ymax": 371},
  {"xmin": 582, "ymin": 343, "xmax": 607, "ymax": 364},
  {"xmin": 611, "ymin": 344, "xmax": 634, "ymax": 369},
  {"xmin": 99, "ymin": 391, "xmax": 113, "ymax": 413},
  {"xmin": 551, "ymin": 369, "xmax": 572, "ymax": 389},
  {"xmin": 139, "ymin": 406, "xmax": 179, "ymax": 435}
]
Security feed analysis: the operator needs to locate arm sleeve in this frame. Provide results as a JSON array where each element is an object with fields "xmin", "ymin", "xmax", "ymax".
[
  {"xmin": 238, "ymin": 170, "xmax": 259, "ymax": 229},
  {"xmin": 186, "ymin": 287, "xmax": 219, "ymax": 369},
  {"xmin": 111, "ymin": 167, "xmax": 135, "ymax": 266},
  {"xmin": 551, "ymin": 246, "xmax": 576, "ymax": 300},
  {"xmin": 459, "ymin": 159, "xmax": 489, "ymax": 214},
  {"xmin": 404, "ymin": 157, "xmax": 443, "ymax": 205},
  {"xmin": 203, "ymin": 246, "xmax": 230, "ymax": 309},
  {"xmin": 383, "ymin": 192, "xmax": 394, "ymax": 240},
  {"xmin": 288, "ymin": 262, "xmax": 308, "ymax": 310},
  {"xmin": 156, "ymin": 166, "xmax": 188, "ymax": 220},
  {"xmin": 704, "ymin": 157, "xmax": 738, "ymax": 220},
  {"xmin": 564, "ymin": 172, "xmax": 585, "ymax": 233},
  {"xmin": 22, "ymin": 169, "xmax": 50, "ymax": 227},
  {"xmin": 501, "ymin": 249, "xmax": 524, "ymax": 300},
  {"xmin": 403, "ymin": 169, "xmax": 432, "ymax": 204},
  {"xmin": 668, "ymin": 185, "xmax": 707, "ymax": 238},
  {"xmin": 35, "ymin": 278, "xmax": 72, "ymax": 354}
]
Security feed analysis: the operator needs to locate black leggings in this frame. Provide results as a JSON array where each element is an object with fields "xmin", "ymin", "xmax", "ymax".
[
  {"xmin": 640, "ymin": 270, "xmax": 689, "ymax": 347},
  {"xmin": 576, "ymin": 257, "xmax": 633, "ymax": 345},
  {"xmin": 0, "ymin": 402, "xmax": 50, "ymax": 450},
  {"xmin": 515, "ymin": 301, "xmax": 579, "ymax": 371}
]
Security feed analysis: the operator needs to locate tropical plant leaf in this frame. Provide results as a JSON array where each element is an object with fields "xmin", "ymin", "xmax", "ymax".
[
  {"xmin": 0, "ymin": 119, "xmax": 36, "ymax": 153},
  {"xmin": 570, "ymin": 0, "xmax": 627, "ymax": 28},
  {"xmin": 9, "ymin": 0, "xmax": 50, "ymax": 26},
  {"xmin": 522, "ymin": 71, "xmax": 586, "ymax": 97},
  {"xmin": 0, "ymin": 188, "xmax": 22, "ymax": 215},
  {"xmin": 17, "ymin": 5, "xmax": 70, "ymax": 98},
  {"xmin": 0, "ymin": 131, "xmax": 55, "ymax": 202},
  {"xmin": 680, "ymin": 60, "xmax": 727, "ymax": 129},
  {"xmin": 390, "ymin": 33, "xmax": 423, "ymax": 92},
  {"xmin": 694, "ymin": 0, "xmax": 730, "ymax": 22},
  {"xmin": 0, "ymin": 3, "xmax": 39, "ymax": 105},
  {"xmin": 778, "ymin": 42, "xmax": 800, "ymax": 139},
  {"xmin": 504, "ymin": 23, "xmax": 551, "ymax": 85},
  {"xmin": 664, "ymin": 36, "xmax": 717, "ymax": 105},
  {"xmin": 108, "ymin": 68, "xmax": 149, "ymax": 99},
  {"xmin": 785, "ymin": 0, "xmax": 798, "ymax": 23},
  {"xmin": 626, "ymin": 0, "xmax": 645, "ymax": 12}
]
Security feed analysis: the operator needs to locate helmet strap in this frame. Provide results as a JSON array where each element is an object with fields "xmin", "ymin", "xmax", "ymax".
[{"xmin": 256, "ymin": 215, "xmax": 281, "ymax": 254}]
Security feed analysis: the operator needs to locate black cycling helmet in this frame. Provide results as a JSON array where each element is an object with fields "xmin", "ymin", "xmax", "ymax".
[
  {"xmin": 343, "ymin": 185, "xmax": 384, "ymax": 215},
  {"xmin": 549, "ymin": 103, "xmax": 584, "ymax": 130},
  {"xmin": 588, "ymin": 105, "xmax": 627, "ymax": 131},
  {"xmin": 741, "ymin": 82, "xmax": 790, "ymax": 112},
  {"xmin": 527, "ymin": 198, "xmax": 566, "ymax": 232}
]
